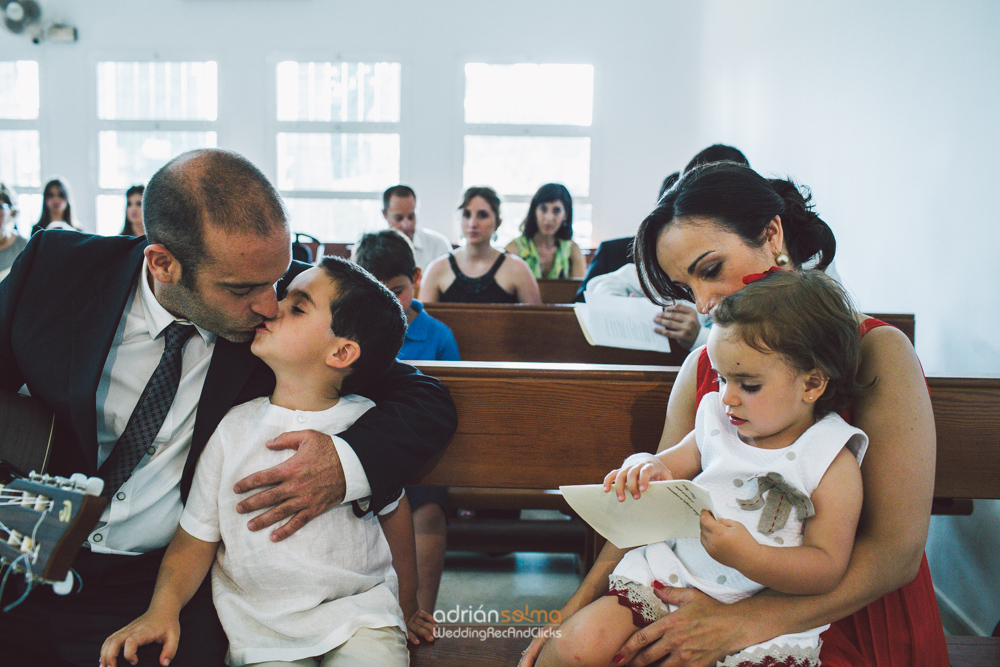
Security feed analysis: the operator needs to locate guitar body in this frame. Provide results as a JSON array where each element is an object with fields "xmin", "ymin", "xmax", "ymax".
[{"xmin": 0, "ymin": 390, "xmax": 53, "ymax": 476}]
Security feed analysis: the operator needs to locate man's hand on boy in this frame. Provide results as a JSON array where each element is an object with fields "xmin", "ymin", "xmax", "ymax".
[
  {"xmin": 406, "ymin": 608, "xmax": 437, "ymax": 645},
  {"xmin": 100, "ymin": 608, "xmax": 179, "ymax": 667},
  {"xmin": 602, "ymin": 453, "xmax": 674, "ymax": 502},
  {"xmin": 234, "ymin": 429, "xmax": 346, "ymax": 542}
]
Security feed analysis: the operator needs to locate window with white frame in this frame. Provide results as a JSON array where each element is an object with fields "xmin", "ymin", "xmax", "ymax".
[
  {"xmin": 463, "ymin": 63, "xmax": 594, "ymax": 248},
  {"xmin": 0, "ymin": 60, "xmax": 42, "ymax": 233},
  {"xmin": 275, "ymin": 61, "xmax": 401, "ymax": 242},
  {"xmin": 95, "ymin": 61, "xmax": 218, "ymax": 235}
]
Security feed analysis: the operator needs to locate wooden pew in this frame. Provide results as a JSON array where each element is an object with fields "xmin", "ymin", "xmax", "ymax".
[
  {"xmin": 538, "ymin": 278, "xmax": 583, "ymax": 304},
  {"xmin": 408, "ymin": 361, "xmax": 1000, "ymax": 667},
  {"xmin": 423, "ymin": 303, "xmax": 682, "ymax": 366},
  {"xmin": 424, "ymin": 303, "xmax": 914, "ymax": 367}
]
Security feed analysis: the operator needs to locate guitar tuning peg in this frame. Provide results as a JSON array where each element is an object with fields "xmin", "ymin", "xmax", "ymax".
[
  {"xmin": 85, "ymin": 477, "xmax": 105, "ymax": 497},
  {"xmin": 52, "ymin": 570, "xmax": 74, "ymax": 596},
  {"xmin": 68, "ymin": 473, "xmax": 87, "ymax": 489}
]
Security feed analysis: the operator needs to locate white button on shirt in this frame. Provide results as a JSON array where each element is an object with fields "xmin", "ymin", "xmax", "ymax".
[{"xmin": 90, "ymin": 261, "xmax": 371, "ymax": 555}]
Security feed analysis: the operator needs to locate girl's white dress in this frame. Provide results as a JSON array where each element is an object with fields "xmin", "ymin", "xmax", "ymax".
[{"xmin": 608, "ymin": 392, "xmax": 868, "ymax": 667}]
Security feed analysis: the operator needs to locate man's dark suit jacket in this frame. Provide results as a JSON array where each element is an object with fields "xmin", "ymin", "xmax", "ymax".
[
  {"xmin": 0, "ymin": 231, "xmax": 457, "ymax": 513},
  {"xmin": 574, "ymin": 236, "xmax": 634, "ymax": 302}
]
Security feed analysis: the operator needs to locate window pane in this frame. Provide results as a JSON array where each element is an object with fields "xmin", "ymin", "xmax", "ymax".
[
  {"xmin": 96, "ymin": 194, "xmax": 127, "ymax": 237},
  {"xmin": 277, "ymin": 132, "xmax": 399, "ymax": 192},
  {"xmin": 493, "ymin": 202, "xmax": 592, "ymax": 248},
  {"xmin": 464, "ymin": 135, "xmax": 590, "ymax": 196},
  {"xmin": 98, "ymin": 130, "xmax": 217, "ymax": 189},
  {"xmin": 97, "ymin": 61, "xmax": 218, "ymax": 120},
  {"xmin": 15, "ymin": 193, "xmax": 41, "ymax": 235},
  {"xmin": 465, "ymin": 64, "xmax": 593, "ymax": 126},
  {"xmin": 0, "ymin": 61, "xmax": 39, "ymax": 119},
  {"xmin": 284, "ymin": 198, "xmax": 383, "ymax": 242},
  {"xmin": 276, "ymin": 61, "xmax": 401, "ymax": 122},
  {"xmin": 0, "ymin": 130, "xmax": 41, "ymax": 187}
]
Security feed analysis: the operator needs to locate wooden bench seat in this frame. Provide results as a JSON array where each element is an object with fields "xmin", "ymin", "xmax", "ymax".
[{"xmin": 408, "ymin": 361, "xmax": 1000, "ymax": 667}]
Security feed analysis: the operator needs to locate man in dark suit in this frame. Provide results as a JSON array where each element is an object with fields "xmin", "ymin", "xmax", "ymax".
[
  {"xmin": 0, "ymin": 149, "xmax": 456, "ymax": 666},
  {"xmin": 573, "ymin": 236, "xmax": 633, "ymax": 301}
]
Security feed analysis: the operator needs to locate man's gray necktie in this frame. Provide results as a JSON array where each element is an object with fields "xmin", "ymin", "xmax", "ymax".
[{"xmin": 99, "ymin": 321, "xmax": 195, "ymax": 498}]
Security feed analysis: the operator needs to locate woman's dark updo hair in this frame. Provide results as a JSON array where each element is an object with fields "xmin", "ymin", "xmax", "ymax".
[
  {"xmin": 635, "ymin": 161, "xmax": 836, "ymax": 306},
  {"xmin": 520, "ymin": 182, "xmax": 573, "ymax": 241}
]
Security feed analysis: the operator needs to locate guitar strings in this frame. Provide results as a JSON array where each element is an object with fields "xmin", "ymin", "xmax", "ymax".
[
  {"xmin": 0, "ymin": 503, "xmax": 52, "ymax": 611},
  {"xmin": 0, "ymin": 553, "xmax": 34, "ymax": 612}
]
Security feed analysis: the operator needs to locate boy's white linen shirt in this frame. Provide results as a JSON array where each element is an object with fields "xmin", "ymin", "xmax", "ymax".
[
  {"xmin": 89, "ymin": 260, "xmax": 370, "ymax": 555},
  {"xmin": 180, "ymin": 396, "xmax": 404, "ymax": 666}
]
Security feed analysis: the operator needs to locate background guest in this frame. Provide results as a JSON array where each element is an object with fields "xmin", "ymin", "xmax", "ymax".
[
  {"xmin": 32, "ymin": 177, "xmax": 80, "ymax": 234},
  {"xmin": 119, "ymin": 185, "xmax": 145, "ymax": 236},
  {"xmin": 0, "ymin": 182, "xmax": 28, "ymax": 280},
  {"xmin": 382, "ymin": 185, "xmax": 453, "ymax": 271},
  {"xmin": 505, "ymin": 183, "xmax": 585, "ymax": 279},
  {"xmin": 422, "ymin": 186, "xmax": 541, "ymax": 304}
]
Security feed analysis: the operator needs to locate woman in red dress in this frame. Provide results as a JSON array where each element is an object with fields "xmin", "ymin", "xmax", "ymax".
[{"xmin": 521, "ymin": 161, "xmax": 947, "ymax": 667}]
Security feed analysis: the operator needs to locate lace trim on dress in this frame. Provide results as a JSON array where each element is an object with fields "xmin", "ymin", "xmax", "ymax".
[
  {"xmin": 716, "ymin": 641, "xmax": 820, "ymax": 667},
  {"xmin": 606, "ymin": 575, "xmax": 668, "ymax": 628}
]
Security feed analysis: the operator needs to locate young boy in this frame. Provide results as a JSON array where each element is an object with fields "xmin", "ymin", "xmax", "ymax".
[
  {"xmin": 353, "ymin": 230, "xmax": 459, "ymax": 642},
  {"xmin": 354, "ymin": 229, "xmax": 460, "ymax": 363},
  {"xmin": 101, "ymin": 257, "xmax": 420, "ymax": 667}
]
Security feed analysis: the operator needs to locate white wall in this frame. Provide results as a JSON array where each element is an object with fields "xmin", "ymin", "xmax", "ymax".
[{"xmin": 1, "ymin": 0, "xmax": 998, "ymax": 375}]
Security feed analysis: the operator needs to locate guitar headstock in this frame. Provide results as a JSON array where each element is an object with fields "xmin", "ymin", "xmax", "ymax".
[{"xmin": 0, "ymin": 472, "xmax": 107, "ymax": 585}]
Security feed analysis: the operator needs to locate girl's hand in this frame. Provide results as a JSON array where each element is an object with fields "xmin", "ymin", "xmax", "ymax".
[
  {"xmin": 100, "ymin": 609, "xmax": 180, "ymax": 667},
  {"xmin": 405, "ymin": 608, "xmax": 437, "ymax": 645},
  {"xmin": 603, "ymin": 453, "xmax": 674, "ymax": 502},
  {"xmin": 698, "ymin": 511, "xmax": 759, "ymax": 570}
]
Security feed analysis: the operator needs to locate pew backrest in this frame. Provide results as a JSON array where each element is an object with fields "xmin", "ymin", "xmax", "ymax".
[
  {"xmin": 538, "ymin": 278, "xmax": 583, "ymax": 304},
  {"xmin": 422, "ymin": 304, "xmax": 914, "ymax": 367},
  {"xmin": 412, "ymin": 361, "xmax": 998, "ymax": 502}
]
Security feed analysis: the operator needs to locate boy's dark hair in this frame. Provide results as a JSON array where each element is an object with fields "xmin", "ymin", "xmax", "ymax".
[
  {"xmin": 318, "ymin": 256, "xmax": 406, "ymax": 394},
  {"xmin": 352, "ymin": 229, "xmax": 417, "ymax": 283},
  {"xmin": 383, "ymin": 184, "xmax": 416, "ymax": 210},
  {"xmin": 712, "ymin": 270, "xmax": 868, "ymax": 417}
]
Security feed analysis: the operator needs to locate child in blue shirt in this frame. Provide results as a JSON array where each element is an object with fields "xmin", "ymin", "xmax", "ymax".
[
  {"xmin": 354, "ymin": 229, "xmax": 459, "ymax": 637},
  {"xmin": 354, "ymin": 230, "xmax": 460, "ymax": 362}
]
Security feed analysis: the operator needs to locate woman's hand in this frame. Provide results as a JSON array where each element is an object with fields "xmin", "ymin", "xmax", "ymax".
[
  {"xmin": 653, "ymin": 305, "xmax": 701, "ymax": 350},
  {"xmin": 616, "ymin": 587, "xmax": 747, "ymax": 667},
  {"xmin": 603, "ymin": 453, "xmax": 674, "ymax": 501}
]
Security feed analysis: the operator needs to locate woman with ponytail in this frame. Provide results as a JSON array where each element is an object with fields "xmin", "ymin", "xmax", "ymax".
[{"xmin": 521, "ymin": 162, "xmax": 947, "ymax": 667}]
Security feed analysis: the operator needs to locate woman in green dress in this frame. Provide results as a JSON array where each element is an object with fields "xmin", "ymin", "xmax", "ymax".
[{"xmin": 506, "ymin": 183, "xmax": 586, "ymax": 279}]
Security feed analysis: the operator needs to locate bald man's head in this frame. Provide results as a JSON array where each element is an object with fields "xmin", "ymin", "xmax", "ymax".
[{"xmin": 144, "ymin": 149, "xmax": 288, "ymax": 287}]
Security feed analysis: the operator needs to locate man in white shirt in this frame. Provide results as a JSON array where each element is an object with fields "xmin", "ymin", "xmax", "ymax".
[
  {"xmin": 382, "ymin": 185, "xmax": 452, "ymax": 271},
  {"xmin": 0, "ymin": 149, "xmax": 456, "ymax": 667}
]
